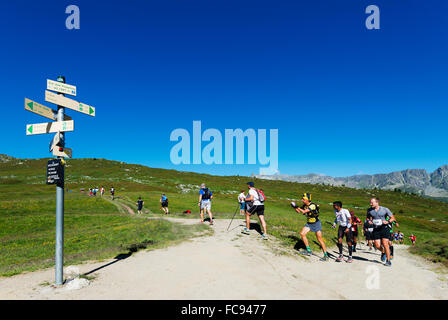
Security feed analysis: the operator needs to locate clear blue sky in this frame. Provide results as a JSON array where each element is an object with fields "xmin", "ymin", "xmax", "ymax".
[{"xmin": 0, "ymin": 0, "xmax": 447, "ymax": 177}]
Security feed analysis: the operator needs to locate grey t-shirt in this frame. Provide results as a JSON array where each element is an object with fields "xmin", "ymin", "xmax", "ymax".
[{"xmin": 366, "ymin": 206, "xmax": 393, "ymax": 227}]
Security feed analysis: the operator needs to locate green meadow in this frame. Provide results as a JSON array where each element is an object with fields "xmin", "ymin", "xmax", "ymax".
[{"xmin": 1, "ymin": 156, "xmax": 448, "ymax": 276}]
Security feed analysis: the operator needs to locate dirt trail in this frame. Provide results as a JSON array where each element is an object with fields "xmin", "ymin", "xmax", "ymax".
[{"xmin": 0, "ymin": 217, "xmax": 447, "ymax": 300}]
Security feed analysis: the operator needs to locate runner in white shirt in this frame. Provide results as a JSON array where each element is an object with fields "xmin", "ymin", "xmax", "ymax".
[
  {"xmin": 332, "ymin": 201, "xmax": 353, "ymax": 263},
  {"xmin": 242, "ymin": 182, "xmax": 268, "ymax": 240},
  {"xmin": 238, "ymin": 190, "xmax": 246, "ymax": 216}
]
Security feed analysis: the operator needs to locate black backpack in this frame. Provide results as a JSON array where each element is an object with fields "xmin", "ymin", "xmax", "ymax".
[{"xmin": 202, "ymin": 188, "xmax": 211, "ymax": 200}]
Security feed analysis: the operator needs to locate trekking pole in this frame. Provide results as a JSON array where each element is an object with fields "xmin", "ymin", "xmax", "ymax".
[{"xmin": 226, "ymin": 204, "xmax": 241, "ymax": 232}]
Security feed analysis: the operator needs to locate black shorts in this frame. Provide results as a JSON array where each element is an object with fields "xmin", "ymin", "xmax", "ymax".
[
  {"xmin": 372, "ymin": 225, "xmax": 389, "ymax": 240},
  {"xmin": 137, "ymin": 207, "xmax": 143, "ymax": 211},
  {"xmin": 247, "ymin": 205, "xmax": 264, "ymax": 216},
  {"xmin": 352, "ymin": 230, "xmax": 358, "ymax": 238},
  {"xmin": 337, "ymin": 226, "xmax": 352, "ymax": 242},
  {"xmin": 161, "ymin": 201, "xmax": 168, "ymax": 207},
  {"xmin": 365, "ymin": 231, "xmax": 373, "ymax": 241}
]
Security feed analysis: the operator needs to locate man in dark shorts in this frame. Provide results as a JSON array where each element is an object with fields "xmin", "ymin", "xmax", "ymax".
[
  {"xmin": 160, "ymin": 193, "xmax": 169, "ymax": 215},
  {"xmin": 137, "ymin": 197, "xmax": 144, "ymax": 215},
  {"xmin": 291, "ymin": 193, "xmax": 329, "ymax": 261},
  {"xmin": 409, "ymin": 234, "xmax": 416, "ymax": 246},
  {"xmin": 332, "ymin": 201, "xmax": 353, "ymax": 263},
  {"xmin": 350, "ymin": 211, "xmax": 362, "ymax": 252},
  {"xmin": 242, "ymin": 182, "xmax": 267, "ymax": 240},
  {"xmin": 110, "ymin": 186, "xmax": 115, "ymax": 200},
  {"xmin": 367, "ymin": 197, "xmax": 397, "ymax": 266}
]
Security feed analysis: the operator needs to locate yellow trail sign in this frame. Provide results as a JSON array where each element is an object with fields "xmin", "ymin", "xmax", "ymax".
[{"xmin": 45, "ymin": 90, "xmax": 95, "ymax": 117}]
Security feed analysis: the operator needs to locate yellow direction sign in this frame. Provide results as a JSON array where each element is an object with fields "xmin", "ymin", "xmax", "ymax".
[
  {"xmin": 24, "ymin": 98, "xmax": 72, "ymax": 121},
  {"xmin": 47, "ymin": 79, "xmax": 77, "ymax": 96},
  {"xmin": 53, "ymin": 146, "xmax": 72, "ymax": 158},
  {"xmin": 26, "ymin": 120, "xmax": 74, "ymax": 136},
  {"xmin": 45, "ymin": 90, "xmax": 95, "ymax": 117}
]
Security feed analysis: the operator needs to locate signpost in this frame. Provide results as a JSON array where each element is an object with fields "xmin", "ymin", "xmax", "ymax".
[
  {"xmin": 26, "ymin": 120, "xmax": 74, "ymax": 135},
  {"xmin": 45, "ymin": 90, "xmax": 95, "ymax": 117},
  {"xmin": 25, "ymin": 76, "xmax": 95, "ymax": 286},
  {"xmin": 47, "ymin": 79, "xmax": 77, "ymax": 96}
]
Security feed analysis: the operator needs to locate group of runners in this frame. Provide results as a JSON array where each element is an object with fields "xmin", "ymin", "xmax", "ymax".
[
  {"xmin": 132, "ymin": 181, "xmax": 416, "ymax": 267},
  {"xmin": 87, "ymin": 186, "xmax": 115, "ymax": 198}
]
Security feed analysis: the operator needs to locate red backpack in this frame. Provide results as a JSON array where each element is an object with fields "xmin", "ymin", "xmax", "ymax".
[{"xmin": 256, "ymin": 189, "xmax": 265, "ymax": 203}]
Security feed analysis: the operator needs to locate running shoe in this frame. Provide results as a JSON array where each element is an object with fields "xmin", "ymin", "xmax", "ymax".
[
  {"xmin": 261, "ymin": 233, "xmax": 268, "ymax": 240},
  {"xmin": 300, "ymin": 250, "xmax": 312, "ymax": 256},
  {"xmin": 209, "ymin": 220, "xmax": 214, "ymax": 226},
  {"xmin": 381, "ymin": 253, "xmax": 386, "ymax": 262},
  {"xmin": 200, "ymin": 220, "xmax": 204, "ymax": 224},
  {"xmin": 346, "ymin": 256, "xmax": 353, "ymax": 263},
  {"xmin": 390, "ymin": 255, "xmax": 394, "ymax": 260},
  {"xmin": 336, "ymin": 255, "xmax": 344, "ymax": 262},
  {"xmin": 241, "ymin": 227, "xmax": 250, "ymax": 235},
  {"xmin": 320, "ymin": 255, "xmax": 329, "ymax": 262},
  {"xmin": 385, "ymin": 260, "xmax": 392, "ymax": 267}
]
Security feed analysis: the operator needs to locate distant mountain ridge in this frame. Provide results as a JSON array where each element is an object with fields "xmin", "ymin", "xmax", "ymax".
[{"xmin": 256, "ymin": 165, "xmax": 448, "ymax": 198}]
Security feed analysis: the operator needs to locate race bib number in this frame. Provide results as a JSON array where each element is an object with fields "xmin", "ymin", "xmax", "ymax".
[{"xmin": 372, "ymin": 219, "xmax": 383, "ymax": 226}]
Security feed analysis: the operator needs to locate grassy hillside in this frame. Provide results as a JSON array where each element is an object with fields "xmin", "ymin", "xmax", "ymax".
[{"xmin": 1, "ymin": 156, "xmax": 448, "ymax": 276}]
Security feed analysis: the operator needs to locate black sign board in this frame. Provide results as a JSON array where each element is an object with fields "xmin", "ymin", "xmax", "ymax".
[{"xmin": 47, "ymin": 159, "xmax": 64, "ymax": 186}]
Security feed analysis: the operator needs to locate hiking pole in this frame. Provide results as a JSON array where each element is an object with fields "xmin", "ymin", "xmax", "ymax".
[{"xmin": 226, "ymin": 204, "xmax": 241, "ymax": 231}]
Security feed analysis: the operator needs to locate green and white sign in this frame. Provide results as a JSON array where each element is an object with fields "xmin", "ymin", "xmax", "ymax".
[
  {"xmin": 25, "ymin": 98, "xmax": 72, "ymax": 121},
  {"xmin": 26, "ymin": 120, "xmax": 74, "ymax": 135},
  {"xmin": 45, "ymin": 90, "xmax": 95, "ymax": 117},
  {"xmin": 47, "ymin": 79, "xmax": 77, "ymax": 96}
]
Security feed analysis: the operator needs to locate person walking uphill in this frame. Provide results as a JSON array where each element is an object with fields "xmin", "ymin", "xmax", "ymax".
[
  {"xmin": 241, "ymin": 182, "xmax": 268, "ymax": 240},
  {"xmin": 290, "ymin": 193, "xmax": 329, "ymax": 261},
  {"xmin": 160, "ymin": 194, "xmax": 169, "ymax": 215},
  {"xmin": 198, "ymin": 183, "xmax": 213, "ymax": 225},
  {"xmin": 137, "ymin": 197, "xmax": 144, "ymax": 215}
]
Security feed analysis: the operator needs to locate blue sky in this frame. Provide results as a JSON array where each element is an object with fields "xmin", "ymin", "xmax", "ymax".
[{"xmin": 0, "ymin": 0, "xmax": 447, "ymax": 177}]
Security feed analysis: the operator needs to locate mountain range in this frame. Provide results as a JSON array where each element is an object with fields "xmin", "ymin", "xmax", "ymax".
[{"xmin": 256, "ymin": 165, "xmax": 448, "ymax": 198}]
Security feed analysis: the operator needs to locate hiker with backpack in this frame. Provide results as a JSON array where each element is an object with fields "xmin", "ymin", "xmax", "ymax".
[
  {"xmin": 160, "ymin": 193, "xmax": 169, "ymax": 214},
  {"xmin": 242, "ymin": 181, "xmax": 268, "ymax": 240},
  {"xmin": 290, "ymin": 193, "xmax": 329, "ymax": 261},
  {"xmin": 198, "ymin": 183, "xmax": 214, "ymax": 225}
]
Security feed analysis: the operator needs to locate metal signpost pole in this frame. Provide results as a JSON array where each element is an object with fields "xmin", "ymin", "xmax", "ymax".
[
  {"xmin": 55, "ymin": 75, "xmax": 66, "ymax": 285},
  {"xmin": 26, "ymin": 76, "xmax": 92, "ymax": 285}
]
